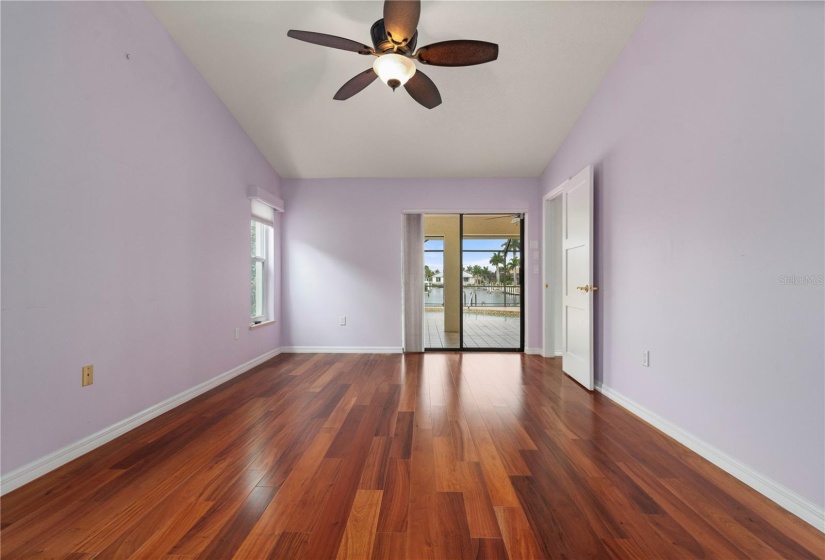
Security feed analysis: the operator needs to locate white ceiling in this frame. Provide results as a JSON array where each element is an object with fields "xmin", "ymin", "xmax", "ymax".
[{"xmin": 147, "ymin": 1, "xmax": 649, "ymax": 179}]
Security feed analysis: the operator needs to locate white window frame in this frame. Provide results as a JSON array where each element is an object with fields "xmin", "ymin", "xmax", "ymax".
[
  {"xmin": 248, "ymin": 186, "xmax": 284, "ymax": 328},
  {"xmin": 251, "ymin": 220, "xmax": 270, "ymax": 324}
]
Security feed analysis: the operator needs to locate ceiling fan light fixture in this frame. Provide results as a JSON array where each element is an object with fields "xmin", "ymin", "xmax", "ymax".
[{"xmin": 373, "ymin": 53, "xmax": 416, "ymax": 91}]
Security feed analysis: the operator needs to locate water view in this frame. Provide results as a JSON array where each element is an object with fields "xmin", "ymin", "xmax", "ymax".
[{"xmin": 425, "ymin": 286, "xmax": 521, "ymax": 308}]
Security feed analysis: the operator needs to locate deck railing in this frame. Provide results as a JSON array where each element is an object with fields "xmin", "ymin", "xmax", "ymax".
[{"xmin": 424, "ymin": 284, "xmax": 521, "ymax": 308}]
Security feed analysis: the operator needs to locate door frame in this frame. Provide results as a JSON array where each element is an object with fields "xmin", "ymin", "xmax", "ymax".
[
  {"xmin": 542, "ymin": 195, "xmax": 562, "ymax": 358},
  {"xmin": 542, "ymin": 167, "xmax": 595, "ymax": 371},
  {"xmin": 542, "ymin": 184, "xmax": 566, "ymax": 358}
]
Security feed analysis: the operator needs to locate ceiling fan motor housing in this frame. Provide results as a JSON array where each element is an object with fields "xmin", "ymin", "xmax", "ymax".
[{"xmin": 370, "ymin": 19, "xmax": 417, "ymax": 55}]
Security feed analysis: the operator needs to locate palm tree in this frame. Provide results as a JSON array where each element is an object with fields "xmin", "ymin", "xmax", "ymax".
[
  {"xmin": 489, "ymin": 253, "xmax": 505, "ymax": 284},
  {"xmin": 500, "ymin": 239, "xmax": 521, "ymax": 265},
  {"xmin": 508, "ymin": 256, "xmax": 521, "ymax": 285}
]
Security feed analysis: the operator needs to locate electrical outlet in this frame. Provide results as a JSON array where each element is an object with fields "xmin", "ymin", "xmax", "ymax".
[
  {"xmin": 339, "ymin": 316, "xmax": 347, "ymax": 326},
  {"xmin": 82, "ymin": 364, "xmax": 94, "ymax": 386},
  {"xmin": 642, "ymin": 351, "xmax": 650, "ymax": 367},
  {"xmin": 234, "ymin": 327, "xmax": 240, "ymax": 340}
]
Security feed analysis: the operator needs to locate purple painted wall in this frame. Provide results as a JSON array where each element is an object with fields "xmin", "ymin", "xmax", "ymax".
[
  {"xmin": 280, "ymin": 178, "xmax": 541, "ymax": 351},
  {"xmin": 1, "ymin": 2, "xmax": 282, "ymax": 474},
  {"xmin": 540, "ymin": 2, "xmax": 824, "ymax": 508}
]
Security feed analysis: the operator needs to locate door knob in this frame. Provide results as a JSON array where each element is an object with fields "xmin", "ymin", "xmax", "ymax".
[{"xmin": 545, "ymin": 283, "xmax": 549, "ymax": 288}]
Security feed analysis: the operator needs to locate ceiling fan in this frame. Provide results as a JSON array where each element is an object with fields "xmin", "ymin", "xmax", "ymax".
[
  {"xmin": 485, "ymin": 214, "xmax": 522, "ymax": 223},
  {"xmin": 287, "ymin": 0, "xmax": 498, "ymax": 109}
]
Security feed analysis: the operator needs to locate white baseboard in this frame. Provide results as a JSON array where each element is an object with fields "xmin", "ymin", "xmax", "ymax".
[
  {"xmin": 525, "ymin": 347, "xmax": 543, "ymax": 355},
  {"xmin": 596, "ymin": 382, "xmax": 825, "ymax": 532},
  {"xmin": 0, "ymin": 348, "xmax": 283, "ymax": 495},
  {"xmin": 282, "ymin": 346, "xmax": 402, "ymax": 354}
]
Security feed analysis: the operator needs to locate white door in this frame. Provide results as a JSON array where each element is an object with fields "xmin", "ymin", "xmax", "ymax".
[{"xmin": 561, "ymin": 166, "xmax": 595, "ymax": 390}]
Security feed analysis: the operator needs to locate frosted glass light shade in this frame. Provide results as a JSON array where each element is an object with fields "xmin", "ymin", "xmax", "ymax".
[{"xmin": 373, "ymin": 54, "xmax": 416, "ymax": 90}]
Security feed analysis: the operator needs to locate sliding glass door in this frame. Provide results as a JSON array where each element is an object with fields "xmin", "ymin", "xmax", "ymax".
[
  {"xmin": 424, "ymin": 215, "xmax": 460, "ymax": 349},
  {"xmin": 424, "ymin": 213, "xmax": 523, "ymax": 352}
]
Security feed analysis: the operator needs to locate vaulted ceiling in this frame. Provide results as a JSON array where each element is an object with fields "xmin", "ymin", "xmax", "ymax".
[{"xmin": 148, "ymin": 1, "xmax": 649, "ymax": 179}]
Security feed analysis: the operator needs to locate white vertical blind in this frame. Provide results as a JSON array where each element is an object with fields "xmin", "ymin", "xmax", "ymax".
[{"xmin": 403, "ymin": 213, "xmax": 424, "ymax": 352}]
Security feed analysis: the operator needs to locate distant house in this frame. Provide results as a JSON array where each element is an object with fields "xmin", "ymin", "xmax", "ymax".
[{"xmin": 428, "ymin": 272, "xmax": 474, "ymax": 285}]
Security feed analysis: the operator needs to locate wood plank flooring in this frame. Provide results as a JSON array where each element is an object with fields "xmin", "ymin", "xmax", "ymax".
[{"xmin": 2, "ymin": 353, "xmax": 823, "ymax": 559}]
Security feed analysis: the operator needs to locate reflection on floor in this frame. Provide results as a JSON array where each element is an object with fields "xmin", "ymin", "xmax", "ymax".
[{"xmin": 425, "ymin": 311, "xmax": 521, "ymax": 349}]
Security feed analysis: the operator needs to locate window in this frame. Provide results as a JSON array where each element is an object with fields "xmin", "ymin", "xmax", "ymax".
[
  {"xmin": 248, "ymin": 186, "xmax": 283, "ymax": 328},
  {"xmin": 250, "ymin": 220, "xmax": 271, "ymax": 323}
]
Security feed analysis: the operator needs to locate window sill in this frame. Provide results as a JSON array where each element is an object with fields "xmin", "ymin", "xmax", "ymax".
[{"xmin": 249, "ymin": 320, "xmax": 276, "ymax": 330}]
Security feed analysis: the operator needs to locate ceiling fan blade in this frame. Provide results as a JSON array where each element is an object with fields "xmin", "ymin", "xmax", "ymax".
[
  {"xmin": 383, "ymin": 0, "xmax": 420, "ymax": 46},
  {"xmin": 287, "ymin": 30, "xmax": 373, "ymax": 55},
  {"xmin": 334, "ymin": 69, "xmax": 379, "ymax": 100},
  {"xmin": 415, "ymin": 40, "xmax": 499, "ymax": 67},
  {"xmin": 404, "ymin": 70, "xmax": 441, "ymax": 109}
]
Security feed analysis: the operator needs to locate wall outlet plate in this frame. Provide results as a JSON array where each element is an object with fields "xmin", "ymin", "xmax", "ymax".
[
  {"xmin": 339, "ymin": 316, "xmax": 347, "ymax": 326},
  {"xmin": 642, "ymin": 351, "xmax": 650, "ymax": 367},
  {"xmin": 82, "ymin": 364, "xmax": 94, "ymax": 386}
]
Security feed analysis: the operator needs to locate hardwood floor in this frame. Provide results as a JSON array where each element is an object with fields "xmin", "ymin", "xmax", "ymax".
[{"xmin": 2, "ymin": 353, "xmax": 823, "ymax": 559}]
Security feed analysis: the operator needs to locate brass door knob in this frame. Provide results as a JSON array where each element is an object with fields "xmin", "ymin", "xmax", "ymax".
[{"xmin": 576, "ymin": 285, "xmax": 599, "ymax": 293}]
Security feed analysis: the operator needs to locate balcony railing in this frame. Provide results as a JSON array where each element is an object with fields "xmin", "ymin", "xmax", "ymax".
[{"xmin": 424, "ymin": 284, "xmax": 521, "ymax": 308}]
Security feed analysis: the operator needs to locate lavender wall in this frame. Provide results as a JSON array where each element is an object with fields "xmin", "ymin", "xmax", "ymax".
[
  {"xmin": 1, "ymin": 2, "xmax": 282, "ymax": 475},
  {"xmin": 280, "ymin": 179, "xmax": 540, "ymax": 351},
  {"xmin": 540, "ymin": 2, "xmax": 824, "ymax": 509}
]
